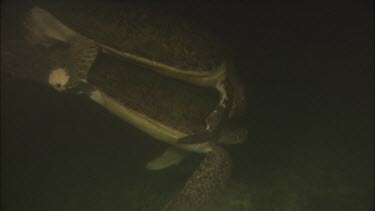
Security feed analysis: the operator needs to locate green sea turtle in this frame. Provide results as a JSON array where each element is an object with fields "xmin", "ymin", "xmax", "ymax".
[{"xmin": 3, "ymin": 3, "xmax": 248, "ymax": 210}]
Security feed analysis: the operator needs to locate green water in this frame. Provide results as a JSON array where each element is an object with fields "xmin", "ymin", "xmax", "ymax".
[{"xmin": 1, "ymin": 0, "xmax": 373, "ymax": 210}]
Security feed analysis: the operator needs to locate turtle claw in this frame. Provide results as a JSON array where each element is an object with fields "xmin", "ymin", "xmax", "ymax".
[
  {"xmin": 206, "ymin": 100, "xmax": 228, "ymax": 132},
  {"xmin": 178, "ymin": 91, "xmax": 230, "ymax": 145}
]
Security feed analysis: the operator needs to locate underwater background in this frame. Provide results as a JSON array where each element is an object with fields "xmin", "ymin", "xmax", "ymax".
[{"xmin": 1, "ymin": 0, "xmax": 373, "ymax": 210}]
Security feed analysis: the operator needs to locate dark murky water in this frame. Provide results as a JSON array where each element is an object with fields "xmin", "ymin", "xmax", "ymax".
[{"xmin": 1, "ymin": 0, "xmax": 373, "ymax": 210}]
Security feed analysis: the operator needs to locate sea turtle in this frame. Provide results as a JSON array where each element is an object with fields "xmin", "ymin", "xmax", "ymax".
[{"xmin": 3, "ymin": 3, "xmax": 248, "ymax": 210}]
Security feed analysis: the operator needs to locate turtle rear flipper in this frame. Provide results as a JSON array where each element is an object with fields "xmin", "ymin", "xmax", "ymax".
[
  {"xmin": 162, "ymin": 145, "xmax": 231, "ymax": 211},
  {"xmin": 146, "ymin": 147, "xmax": 189, "ymax": 170}
]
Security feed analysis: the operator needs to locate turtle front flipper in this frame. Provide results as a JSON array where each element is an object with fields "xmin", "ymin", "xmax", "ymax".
[
  {"xmin": 25, "ymin": 6, "xmax": 78, "ymax": 47},
  {"xmin": 162, "ymin": 145, "xmax": 231, "ymax": 211},
  {"xmin": 176, "ymin": 131, "xmax": 212, "ymax": 144}
]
